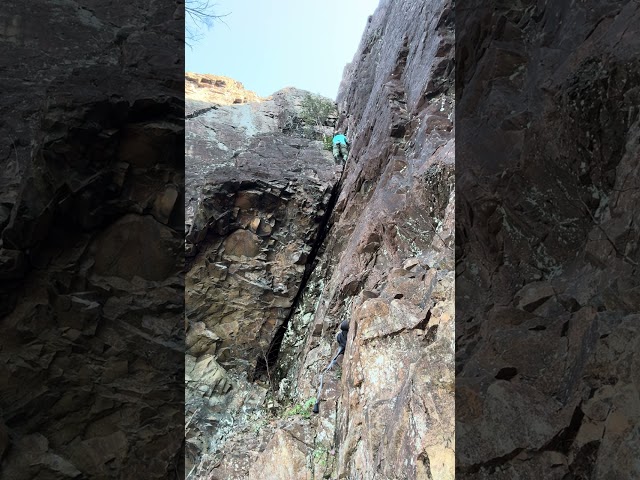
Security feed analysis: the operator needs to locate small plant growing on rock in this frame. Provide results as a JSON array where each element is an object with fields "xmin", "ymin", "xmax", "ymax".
[
  {"xmin": 283, "ymin": 397, "xmax": 317, "ymax": 419},
  {"xmin": 300, "ymin": 94, "xmax": 335, "ymax": 129},
  {"xmin": 299, "ymin": 93, "xmax": 336, "ymax": 142}
]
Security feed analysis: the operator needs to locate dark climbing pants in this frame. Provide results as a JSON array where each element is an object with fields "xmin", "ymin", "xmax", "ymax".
[{"xmin": 332, "ymin": 142, "xmax": 348, "ymax": 163}]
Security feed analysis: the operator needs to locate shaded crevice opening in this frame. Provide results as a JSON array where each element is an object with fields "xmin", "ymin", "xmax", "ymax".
[
  {"xmin": 252, "ymin": 170, "xmax": 345, "ymax": 382},
  {"xmin": 185, "ymin": 105, "xmax": 219, "ymax": 119},
  {"xmin": 540, "ymin": 403, "xmax": 585, "ymax": 454},
  {"xmin": 495, "ymin": 367, "xmax": 518, "ymax": 381},
  {"xmin": 458, "ymin": 447, "xmax": 524, "ymax": 475}
]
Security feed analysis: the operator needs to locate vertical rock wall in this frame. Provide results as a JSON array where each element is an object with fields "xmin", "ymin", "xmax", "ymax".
[
  {"xmin": 250, "ymin": 0, "xmax": 456, "ymax": 479},
  {"xmin": 457, "ymin": 1, "xmax": 640, "ymax": 478},
  {"xmin": 184, "ymin": 82, "xmax": 342, "ymax": 476},
  {"xmin": 0, "ymin": 1, "xmax": 184, "ymax": 478}
]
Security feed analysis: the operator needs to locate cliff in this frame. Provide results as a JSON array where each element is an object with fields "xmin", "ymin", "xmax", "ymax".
[
  {"xmin": 185, "ymin": 0, "xmax": 455, "ymax": 478},
  {"xmin": 184, "ymin": 75, "xmax": 342, "ymax": 476},
  {"xmin": 185, "ymin": 73, "xmax": 263, "ymax": 105},
  {"xmin": 0, "ymin": 1, "xmax": 184, "ymax": 477},
  {"xmin": 457, "ymin": 1, "xmax": 640, "ymax": 478}
]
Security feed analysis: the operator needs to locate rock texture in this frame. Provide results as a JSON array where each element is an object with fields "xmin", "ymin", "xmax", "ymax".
[
  {"xmin": 457, "ymin": 1, "xmax": 640, "ymax": 478},
  {"xmin": 184, "ymin": 78, "xmax": 341, "ymax": 475},
  {"xmin": 186, "ymin": 0, "xmax": 455, "ymax": 477},
  {"xmin": 244, "ymin": 0, "xmax": 455, "ymax": 479},
  {"xmin": 0, "ymin": 1, "xmax": 184, "ymax": 478},
  {"xmin": 185, "ymin": 73, "xmax": 263, "ymax": 105},
  {"xmin": 185, "ymin": 83, "xmax": 334, "ymax": 228}
]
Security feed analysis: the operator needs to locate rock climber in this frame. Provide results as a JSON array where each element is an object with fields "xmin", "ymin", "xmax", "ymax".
[
  {"xmin": 313, "ymin": 319, "xmax": 350, "ymax": 414},
  {"xmin": 336, "ymin": 319, "xmax": 349, "ymax": 354},
  {"xmin": 332, "ymin": 133, "xmax": 350, "ymax": 163}
]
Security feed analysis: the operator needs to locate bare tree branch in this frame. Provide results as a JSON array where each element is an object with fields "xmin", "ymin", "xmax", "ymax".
[{"xmin": 185, "ymin": 0, "xmax": 229, "ymax": 48}]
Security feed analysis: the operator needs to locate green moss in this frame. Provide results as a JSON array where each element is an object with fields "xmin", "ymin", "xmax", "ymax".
[{"xmin": 283, "ymin": 397, "xmax": 317, "ymax": 419}]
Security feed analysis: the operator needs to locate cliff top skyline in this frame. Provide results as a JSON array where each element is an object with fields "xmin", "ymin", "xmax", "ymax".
[{"xmin": 185, "ymin": 0, "xmax": 380, "ymax": 100}]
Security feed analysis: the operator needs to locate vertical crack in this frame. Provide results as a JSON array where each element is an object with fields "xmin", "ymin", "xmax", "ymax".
[{"xmin": 252, "ymin": 168, "xmax": 345, "ymax": 381}]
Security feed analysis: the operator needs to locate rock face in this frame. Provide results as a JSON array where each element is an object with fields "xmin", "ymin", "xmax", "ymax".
[
  {"xmin": 456, "ymin": 2, "xmax": 640, "ymax": 478},
  {"xmin": 286, "ymin": 1, "xmax": 453, "ymax": 478},
  {"xmin": 214, "ymin": 0, "xmax": 455, "ymax": 478},
  {"xmin": 185, "ymin": 73, "xmax": 263, "ymax": 105},
  {"xmin": 184, "ymin": 78, "xmax": 341, "ymax": 474},
  {"xmin": 0, "ymin": 1, "xmax": 184, "ymax": 478},
  {"xmin": 185, "ymin": 83, "xmax": 334, "ymax": 228}
]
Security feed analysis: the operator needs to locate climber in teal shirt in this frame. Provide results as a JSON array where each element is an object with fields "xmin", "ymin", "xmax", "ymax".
[{"xmin": 332, "ymin": 133, "xmax": 350, "ymax": 163}]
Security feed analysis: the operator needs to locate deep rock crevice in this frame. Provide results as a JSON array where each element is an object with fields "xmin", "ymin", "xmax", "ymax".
[
  {"xmin": 184, "ymin": 76, "xmax": 343, "ymax": 475},
  {"xmin": 185, "ymin": 0, "xmax": 455, "ymax": 477},
  {"xmin": 244, "ymin": 1, "xmax": 455, "ymax": 479},
  {"xmin": 253, "ymin": 171, "xmax": 345, "ymax": 382}
]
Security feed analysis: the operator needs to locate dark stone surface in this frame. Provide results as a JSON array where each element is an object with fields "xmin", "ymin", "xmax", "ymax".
[
  {"xmin": 184, "ymin": 79, "xmax": 341, "ymax": 476},
  {"xmin": 249, "ymin": 0, "xmax": 455, "ymax": 478},
  {"xmin": 0, "ymin": 1, "xmax": 184, "ymax": 478},
  {"xmin": 456, "ymin": 1, "xmax": 640, "ymax": 477}
]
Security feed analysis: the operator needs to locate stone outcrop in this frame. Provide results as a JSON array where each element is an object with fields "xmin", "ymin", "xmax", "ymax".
[
  {"xmin": 184, "ymin": 77, "xmax": 341, "ymax": 475},
  {"xmin": 457, "ymin": 1, "xmax": 640, "ymax": 478},
  {"xmin": 234, "ymin": 0, "xmax": 455, "ymax": 478},
  {"xmin": 185, "ymin": 83, "xmax": 334, "ymax": 227},
  {"xmin": 185, "ymin": 73, "xmax": 263, "ymax": 105},
  {"xmin": 0, "ymin": 1, "xmax": 184, "ymax": 478}
]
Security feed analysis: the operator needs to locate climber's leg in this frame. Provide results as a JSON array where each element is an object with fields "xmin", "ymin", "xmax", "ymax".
[{"xmin": 332, "ymin": 143, "xmax": 340, "ymax": 162}]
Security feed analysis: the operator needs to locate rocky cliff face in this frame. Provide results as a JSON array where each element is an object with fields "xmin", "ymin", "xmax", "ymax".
[
  {"xmin": 266, "ymin": 0, "xmax": 454, "ymax": 478},
  {"xmin": 184, "ymin": 78, "xmax": 342, "ymax": 476},
  {"xmin": 457, "ymin": 2, "xmax": 640, "ymax": 478},
  {"xmin": 185, "ymin": 0, "xmax": 455, "ymax": 478},
  {"xmin": 0, "ymin": 1, "xmax": 184, "ymax": 478},
  {"xmin": 185, "ymin": 73, "xmax": 263, "ymax": 105}
]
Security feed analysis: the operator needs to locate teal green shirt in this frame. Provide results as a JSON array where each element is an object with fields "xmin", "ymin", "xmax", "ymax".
[{"xmin": 332, "ymin": 134, "xmax": 348, "ymax": 145}]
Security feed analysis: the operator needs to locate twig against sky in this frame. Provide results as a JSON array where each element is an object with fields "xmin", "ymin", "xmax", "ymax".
[{"xmin": 186, "ymin": 0, "xmax": 229, "ymax": 47}]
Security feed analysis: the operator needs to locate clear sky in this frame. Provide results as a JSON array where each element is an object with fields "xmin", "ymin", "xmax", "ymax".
[{"xmin": 186, "ymin": 0, "xmax": 380, "ymax": 100}]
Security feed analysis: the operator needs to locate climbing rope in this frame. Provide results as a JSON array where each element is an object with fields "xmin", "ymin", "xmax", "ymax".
[
  {"xmin": 312, "ymin": 347, "xmax": 344, "ymax": 414},
  {"xmin": 313, "ymin": 320, "xmax": 350, "ymax": 414}
]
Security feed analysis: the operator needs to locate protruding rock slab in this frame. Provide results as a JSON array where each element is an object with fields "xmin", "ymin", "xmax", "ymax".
[
  {"xmin": 184, "ymin": 79, "xmax": 341, "ymax": 471},
  {"xmin": 186, "ymin": 72, "xmax": 263, "ymax": 105}
]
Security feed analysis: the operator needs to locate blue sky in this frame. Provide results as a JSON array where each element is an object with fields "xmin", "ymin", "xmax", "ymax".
[{"xmin": 186, "ymin": 0, "xmax": 380, "ymax": 100}]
